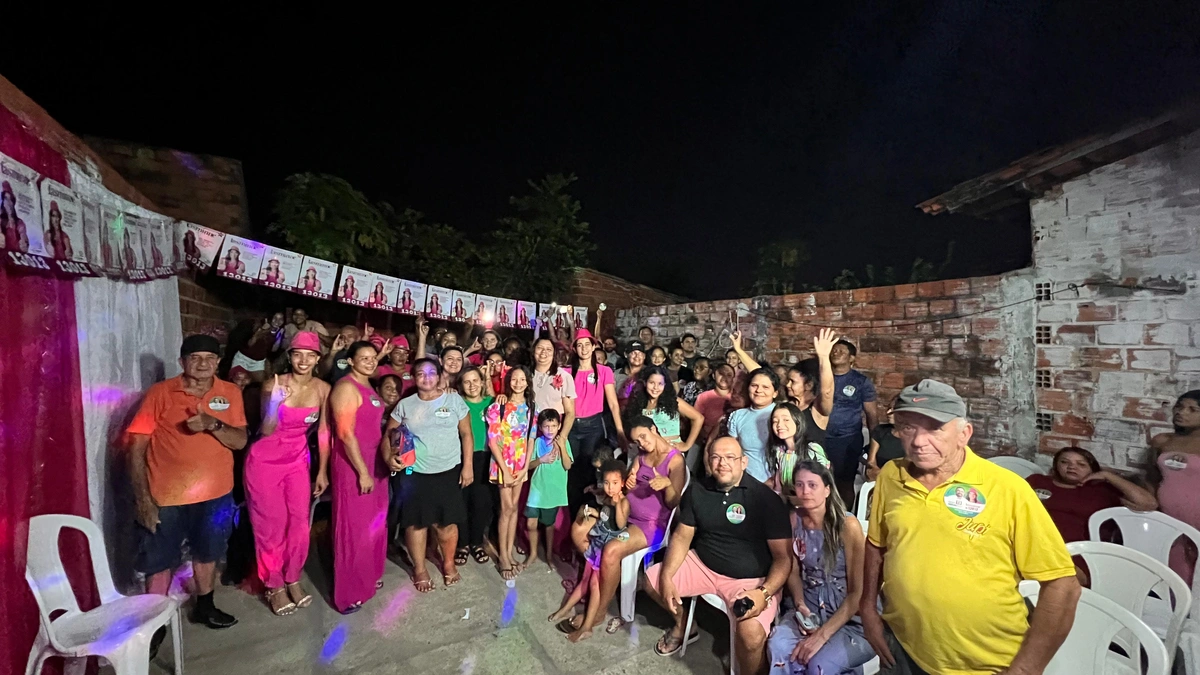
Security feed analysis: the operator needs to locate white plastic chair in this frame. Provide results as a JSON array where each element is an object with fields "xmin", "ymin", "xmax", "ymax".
[
  {"xmin": 1021, "ymin": 581, "xmax": 1168, "ymax": 675},
  {"xmin": 681, "ymin": 593, "xmax": 736, "ymax": 675},
  {"xmin": 1067, "ymin": 541, "xmax": 1191, "ymax": 668},
  {"xmin": 620, "ymin": 468, "xmax": 690, "ymax": 622},
  {"xmin": 25, "ymin": 514, "xmax": 183, "ymax": 675},
  {"xmin": 1089, "ymin": 507, "xmax": 1200, "ymax": 604},
  {"xmin": 855, "ymin": 480, "xmax": 875, "ymax": 525},
  {"xmin": 987, "ymin": 455, "xmax": 1046, "ymax": 478}
]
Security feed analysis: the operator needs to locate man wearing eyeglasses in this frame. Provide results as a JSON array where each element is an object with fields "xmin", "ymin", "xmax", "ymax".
[
  {"xmin": 127, "ymin": 335, "xmax": 249, "ymax": 633},
  {"xmin": 859, "ymin": 379, "xmax": 1079, "ymax": 675},
  {"xmin": 644, "ymin": 436, "xmax": 792, "ymax": 673}
]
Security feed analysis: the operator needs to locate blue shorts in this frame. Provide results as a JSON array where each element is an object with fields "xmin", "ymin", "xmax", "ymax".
[{"xmin": 136, "ymin": 493, "xmax": 236, "ymax": 576}]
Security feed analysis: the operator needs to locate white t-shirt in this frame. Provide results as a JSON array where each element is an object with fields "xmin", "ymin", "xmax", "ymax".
[
  {"xmin": 390, "ymin": 391, "xmax": 469, "ymax": 474},
  {"xmin": 531, "ymin": 367, "xmax": 577, "ymax": 417}
]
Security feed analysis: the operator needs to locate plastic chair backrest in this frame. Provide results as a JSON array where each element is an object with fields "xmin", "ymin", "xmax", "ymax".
[
  {"xmin": 655, "ymin": 467, "xmax": 691, "ymax": 554},
  {"xmin": 25, "ymin": 514, "xmax": 121, "ymax": 651},
  {"xmin": 1022, "ymin": 584, "xmax": 1168, "ymax": 675},
  {"xmin": 1088, "ymin": 507, "xmax": 1200, "ymax": 589},
  {"xmin": 856, "ymin": 481, "xmax": 875, "ymax": 524},
  {"xmin": 987, "ymin": 455, "xmax": 1045, "ymax": 479},
  {"xmin": 1067, "ymin": 540, "xmax": 1191, "ymax": 658}
]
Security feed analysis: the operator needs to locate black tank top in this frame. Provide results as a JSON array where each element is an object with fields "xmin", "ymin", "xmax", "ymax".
[{"xmin": 801, "ymin": 406, "xmax": 827, "ymax": 446}]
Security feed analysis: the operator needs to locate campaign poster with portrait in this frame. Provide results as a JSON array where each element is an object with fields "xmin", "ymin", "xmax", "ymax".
[
  {"xmin": 215, "ymin": 235, "xmax": 265, "ymax": 283},
  {"xmin": 171, "ymin": 220, "xmax": 187, "ymax": 271},
  {"xmin": 515, "ymin": 301, "xmax": 537, "ymax": 330},
  {"xmin": 298, "ymin": 255, "xmax": 338, "ymax": 300},
  {"xmin": 337, "ymin": 266, "xmax": 374, "ymax": 307},
  {"xmin": 146, "ymin": 218, "xmax": 174, "ymax": 277},
  {"xmin": 573, "ymin": 306, "xmax": 589, "ymax": 332},
  {"xmin": 425, "ymin": 285, "xmax": 452, "ymax": 320},
  {"xmin": 98, "ymin": 205, "xmax": 125, "ymax": 275},
  {"xmin": 495, "ymin": 298, "xmax": 517, "ymax": 328},
  {"xmin": 80, "ymin": 198, "xmax": 102, "ymax": 269},
  {"xmin": 1, "ymin": 153, "xmax": 48, "ymax": 270},
  {"xmin": 38, "ymin": 178, "xmax": 88, "ymax": 269},
  {"xmin": 181, "ymin": 221, "xmax": 225, "ymax": 270},
  {"xmin": 396, "ymin": 279, "xmax": 427, "ymax": 316},
  {"xmin": 473, "ymin": 294, "xmax": 498, "ymax": 325},
  {"xmin": 450, "ymin": 290, "xmax": 476, "ymax": 323},
  {"xmin": 368, "ymin": 273, "xmax": 401, "ymax": 310},
  {"xmin": 538, "ymin": 303, "xmax": 568, "ymax": 333},
  {"xmin": 121, "ymin": 214, "xmax": 150, "ymax": 281},
  {"xmin": 257, "ymin": 245, "xmax": 303, "ymax": 291}
]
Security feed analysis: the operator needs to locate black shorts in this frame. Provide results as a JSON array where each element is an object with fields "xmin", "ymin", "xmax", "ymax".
[
  {"xmin": 136, "ymin": 492, "xmax": 235, "ymax": 576},
  {"xmin": 395, "ymin": 466, "xmax": 467, "ymax": 529}
]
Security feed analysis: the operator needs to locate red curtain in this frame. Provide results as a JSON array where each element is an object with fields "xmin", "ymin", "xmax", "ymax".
[{"xmin": 0, "ymin": 105, "xmax": 95, "ymax": 674}]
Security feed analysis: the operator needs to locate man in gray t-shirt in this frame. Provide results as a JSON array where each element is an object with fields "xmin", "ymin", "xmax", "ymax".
[{"xmin": 390, "ymin": 391, "xmax": 470, "ymax": 474}]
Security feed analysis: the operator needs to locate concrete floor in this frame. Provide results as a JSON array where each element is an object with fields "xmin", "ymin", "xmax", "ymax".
[{"xmin": 137, "ymin": 525, "xmax": 732, "ymax": 675}]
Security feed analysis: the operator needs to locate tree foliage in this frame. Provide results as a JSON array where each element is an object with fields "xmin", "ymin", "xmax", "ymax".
[
  {"xmin": 380, "ymin": 205, "xmax": 481, "ymax": 289},
  {"xmin": 749, "ymin": 239, "xmax": 809, "ymax": 295},
  {"xmin": 753, "ymin": 238, "xmax": 955, "ymax": 293},
  {"xmin": 268, "ymin": 173, "xmax": 395, "ymax": 268}
]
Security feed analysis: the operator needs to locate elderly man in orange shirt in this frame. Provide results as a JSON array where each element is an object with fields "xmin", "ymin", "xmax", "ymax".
[{"xmin": 128, "ymin": 334, "xmax": 249, "ymax": 630}]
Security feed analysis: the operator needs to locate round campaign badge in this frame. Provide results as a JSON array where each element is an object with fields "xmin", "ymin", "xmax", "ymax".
[
  {"xmin": 336, "ymin": 358, "xmax": 350, "ymax": 370},
  {"xmin": 1164, "ymin": 455, "xmax": 1189, "ymax": 471},
  {"xmin": 842, "ymin": 385, "xmax": 857, "ymax": 397},
  {"xmin": 588, "ymin": 373, "xmax": 597, "ymax": 385},
  {"xmin": 943, "ymin": 483, "xmax": 986, "ymax": 518},
  {"xmin": 1035, "ymin": 489, "xmax": 1051, "ymax": 501},
  {"xmin": 726, "ymin": 503, "xmax": 746, "ymax": 525},
  {"xmin": 304, "ymin": 411, "xmax": 319, "ymax": 424},
  {"xmin": 370, "ymin": 396, "xmax": 382, "ymax": 408},
  {"xmin": 207, "ymin": 397, "xmax": 231, "ymax": 412}
]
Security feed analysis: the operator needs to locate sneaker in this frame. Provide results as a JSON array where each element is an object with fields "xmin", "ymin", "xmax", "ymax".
[{"xmin": 192, "ymin": 602, "xmax": 238, "ymax": 629}]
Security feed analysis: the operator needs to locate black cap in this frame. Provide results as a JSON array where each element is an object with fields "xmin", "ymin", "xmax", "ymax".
[
  {"xmin": 180, "ymin": 334, "xmax": 222, "ymax": 358},
  {"xmin": 893, "ymin": 379, "xmax": 967, "ymax": 424},
  {"xmin": 625, "ymin": 340, "xmax": 646, "ymax": 356}
]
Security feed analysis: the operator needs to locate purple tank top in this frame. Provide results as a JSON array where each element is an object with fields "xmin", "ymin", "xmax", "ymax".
[
  {"xmin": 248, "ymin": 403, "xmax": 319, "ymax": 467},
  {"xmin": 627, "ymin": 448, "xmax": 679, "ymax": 531}
]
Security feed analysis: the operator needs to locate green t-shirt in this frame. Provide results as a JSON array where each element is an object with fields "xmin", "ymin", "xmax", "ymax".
[
  {"xmin": 527, "ymin": 436, "xmax": 573, "ymax": 509},
  {"xmin": 464, "ymin": 397, "xmax": 493, "ymax": 452}
]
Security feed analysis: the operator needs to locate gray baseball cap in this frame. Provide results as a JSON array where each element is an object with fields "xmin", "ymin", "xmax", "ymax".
[{"xmin": 893, "ymin": 379, "xmax": 967, "ymax": 423}]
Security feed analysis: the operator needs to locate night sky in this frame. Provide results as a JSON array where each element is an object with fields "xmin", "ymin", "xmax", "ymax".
[{"xmin": 4, "ymin": 4, "xmax": 1199, "ymax": 299}]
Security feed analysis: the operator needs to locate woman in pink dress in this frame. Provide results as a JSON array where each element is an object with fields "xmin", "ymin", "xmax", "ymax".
[
  {"xmin": 1151, "ymin": 390, "xmax": 1200, "ymax": 583},
  {"xmin": 244, "ymin": 332, "xmax": 330, "ymax": 615},
  {"xmin": 46, "ymin": 201, "xmax": 74, "ymax": 259},
  {"xmin": 401, "ymin": 288, "xmax": 415, "ymax": 310},
  {"xmin": 221, "ymin": 246, "xmax": 245, "ymax": 274},
  {"xmin": 370, "ymin": 282, "xmax": 387, "ymax": 304},
  {"xmin": 0, "ymin": 181, "xmax": 28, "ymax": 252},
  {"xmin": 123, "ymin": 230, "xmax": 139, "ymax": 270},
  {"xmin": 518, "ymin": 307, "xmax": 529, "ymax": 328},
  {"xmin": 150, "ymin": 233, "xmax": 164, "ymax": 267},
  {"xmin": 340, "ymin": 275, "xmax": 358, "ymax": 300},
  {"xmin": 454, "ymin": 298, "xmax": 467, "ymax": 319},
  {"xmin": 329, "ymin": 340, "xmax": 387, "ymax": 613},
  {"xmin": 429, "ymin": 294, "xmax": 442, "ymax": 316},
  {"xmin": 302, "ymin": 267, "xmax": 321, "ymax": 292},
  {"xmin": 498, "ymin": 304, "xmax": 510, "ymax": 325},
  {"xmin": 261, "ymin": 258, "xmax": 282, "ymax": 283}
]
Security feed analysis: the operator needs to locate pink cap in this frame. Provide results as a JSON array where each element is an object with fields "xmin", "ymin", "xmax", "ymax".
[
  {"xmin": 369, "ymin": 334, "xmax": 387, "ymax": 349},
  {"xmin": 574, "ymin": 328, "xmax": 599, "ymax": 346},
  {"xmin": 290, "ymin": 331, "xmax": 322, "ymax": 352},
  {"xmin": 390, "ymin": 335, "xmax": 410, "ymax": 349}
]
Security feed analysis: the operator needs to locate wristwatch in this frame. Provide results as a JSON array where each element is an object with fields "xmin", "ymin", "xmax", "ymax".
[{"xmin": 757, "ymin": 585, "xmax": 773, "ymax": 605}]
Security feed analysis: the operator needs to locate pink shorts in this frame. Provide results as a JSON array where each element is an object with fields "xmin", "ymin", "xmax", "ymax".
[{"xmin": 646, "ymin": 549, "xmax": 778, "ymax": 634}]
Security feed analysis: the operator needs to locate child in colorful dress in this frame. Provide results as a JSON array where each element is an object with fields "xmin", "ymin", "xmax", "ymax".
[
  {"xmin": 525, "ymin": 409, "xmax": 574, "ymax": 573},
  {"xmin": 486, "ymin": 365, "xmax": 533, "ymax": 580},
  {"xmin": 549, "ymin": 459, "xmax": 628, "ymax": 643}
]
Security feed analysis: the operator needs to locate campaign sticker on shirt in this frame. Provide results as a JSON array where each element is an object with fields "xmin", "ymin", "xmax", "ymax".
[
  {"xmin": 370, "ymin": 396, "xmax": 382, "ymax": 407},
  {"xmin": 1165, "ymin": 455, "xmax": 1189, "ymax": 471},
  {"xmin": 726, "ymin": 503, "xmax": 746, "ymax": 525},
  {"xmin": 336, "ymin": 358, "xmax": 350, "ymax": 370},
  {"xmin": 588, "ymin": 373, "xmax": 597, "ymax": 385},
  {"xmin": 207, "ymin": 397, "xmax": 231, "ymax": 412},
  {"xmin": 944, "ymin": 483, "xmax": 986, "ymax": 518},
  {"xmin": 842, "ymin": 385, "xmax": 857, "ymax": 397},
  {"xmin": 1035, "ymin": 489, "xmax": 1052, "ymax": 501},
  {"xmin": 304, "ymin": 411, "xmax": 319, "ymax": 424},
  {"xmin": 435, "ymin": 407, "xmax": 451, "ymax": 418}
]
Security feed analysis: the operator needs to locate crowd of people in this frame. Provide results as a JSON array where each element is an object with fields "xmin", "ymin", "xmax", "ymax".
[{"xmin": 124, "ymin": 304, "xmax": 1200, "ymax": 673}]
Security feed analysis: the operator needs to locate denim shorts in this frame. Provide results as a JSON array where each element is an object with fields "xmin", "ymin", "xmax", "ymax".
[{"xmin": 136, "ymin": 492, "xmax": 236, "ymax": 576}]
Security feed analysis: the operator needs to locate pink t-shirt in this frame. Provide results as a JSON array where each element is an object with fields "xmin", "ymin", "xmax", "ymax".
[
  {"xmin": 570, "ymin": 364, "xmax": 614, "ymax": 418},
  {"xmin": 694, "ymin": 389, "xmax": 731, "ymax": 440}
]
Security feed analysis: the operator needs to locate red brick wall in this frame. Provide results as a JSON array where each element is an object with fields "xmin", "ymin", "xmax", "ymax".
[
  {"xmin": 564, "ymin": 267, "xmax": 685, "ymax": 338},
  {"xmin": 617, "ymin": 273, "xmax": 1037, "ymax": 457}
]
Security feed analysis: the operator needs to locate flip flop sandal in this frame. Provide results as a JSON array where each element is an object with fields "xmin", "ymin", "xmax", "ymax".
[
  {"xmin": 340, "ymin": 601, "xmax": 363, "ymax": 615},
  {"xmin": 654, "ymin": 629, "xmax": 699, "ymax": 656},
  {"xmin": 443, "ymin": 572, "xmax": 462, "ymax": 587},
  {"xmin": 454, "ymin": 548, "xmax": 470, "ymax": 566},
  {"xmin": 605, "ymin": 617, "xmax": 626, "ymax": 634},
  {"xmin": 471, "ymin": 547, "xmax": 491, "ymax": 564},
  {"xmin": 499, "ymin": 565, "xmax": 517, "ymax": 581},
  {"xmin": 375, "ymin": 579, "xmax": 384, "ymax": 590},
  {"xmin": 413, "ymin": 576, "xmax": 436, "ymax": 593},
  {"xmin": 556, "ymin": 616, "xmax": 584, "ymax": 634}
]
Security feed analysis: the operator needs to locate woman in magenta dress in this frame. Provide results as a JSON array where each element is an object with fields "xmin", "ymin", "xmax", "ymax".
[
  {"xmin": 329, "ymin": 340, "xmax": 388, "ymax": 613},
  {"xmin": 46, "ymin": 201, "xmax": 74, "ymax": 260},
  {"xmin": 261, "ymin": 258, "xmax": 282, "ymax": 283},
  {"xmin": 1, "ymin": 181, "xmax": 29, "ymax": 252},
  {"xmin": 370, "ymin": 281, "xmax": 387, "ymax": 304},
  {"xmin": 401, "ymin": 288, "xmax": 415, "ymax": 310},
  {"xmin": 244, "ymin": 332, "xmax": 331, "ymax": 615},
  {"xmin": 301, "ymin": 267, "xmax": 321, "ymax": 292},
  {"xmin": 221, "ymin": 245, "xmax": 244, "ymax": 274},
  {"xmin": 1151, "ymin": 390, "xmax": 1200, "ymax": 583}
]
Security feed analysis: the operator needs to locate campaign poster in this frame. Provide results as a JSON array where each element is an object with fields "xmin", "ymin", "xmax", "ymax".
[
  {"xmin": 425, "ymin": 285, "xmax": 452, "ymax": 320},
  {"xmin": 98, "ymin": 205, "xmax": 125, "ymax": 275},
  {"xmin": 298, "ymin": 255, "xmax": 338, "ymax": 300},
  {"xmin": 215, "ymin": 235, "xmax": 265, "ymax": 283},
  {"xmin": 39, "ymin": 178, "xmax": 87, "ymax": 266},
  {"xmin": 1, "ymin": 153, "xmax": 48, "ymax": 270},
  {"xmin": 337, "ymin": 266, "xmax": 374, "ymax": 307},
  {"xmin": 495, "ymin": 298, "xmax": 517, "ymax": 328},
  {"xmin": 538, "ymin": 303, "xmax": 568, "ymax": 333},
  {"xmin": 181, "ymin": 221, "xmax": 225, "ymax": 270},
  {"xmin": 368, "ymin": 273, "xmax": 401, "ymax": 310},
  {"xmin": 396, "ymin": 279, "xmax": 427, "ymax": 316},
  {"xmin": 121, "ymin": 214, "xmax": 150, "ymax": 281},
  {"xmin": 257, "ymin": 245, "xmax": 303, "ymax": 291},
  {"xmin": 515, "ymin": 301, "xmax": 537, "ymax": 330},
  {"xmin": 573, "ymin": 306, "xmax": 589, "ymax": 332},
  {"xmin": 473, "ymin": 294, "xmax": 498, "ymax": 325},
  {"xmin": 450, "ymin": 290, "xmax": 476, "ymax": 322},
  {"xmin": 171, "ymin": 220, "xmax": 187, "ymax": 271},
  {"xmin": 147, "ymin": 218, "xmax": 174, "ymax": 277},
  {"xmin": 80, "ymin": 198, "xmax": 102, "ymax": 268}
]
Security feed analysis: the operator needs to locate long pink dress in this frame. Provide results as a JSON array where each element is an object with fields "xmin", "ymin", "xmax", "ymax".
[
  {"xmin": 332, "ymin": 378, "xmax": 387, "ymax": 611},
  {"xmin": 245, "ymin": 403, "xmax": 318, "ymax": 588},
  {"xmin": 1157, "ymin": 452, "xmax": 1200, "ymax": 584}
]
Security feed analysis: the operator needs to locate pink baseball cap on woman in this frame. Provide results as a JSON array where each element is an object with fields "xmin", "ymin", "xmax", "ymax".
[
  {"xmin": 290, "ymin": 331, "xmax": 322, "ymax": 352},
  {"xmin": 390, "ymin": 335, "xmax": 410, "ymax": 349}
]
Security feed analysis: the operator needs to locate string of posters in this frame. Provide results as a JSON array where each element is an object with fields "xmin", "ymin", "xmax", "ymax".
[{"xmin": 0, "ymin": 148, "xmax": 590, "ymax": 329}]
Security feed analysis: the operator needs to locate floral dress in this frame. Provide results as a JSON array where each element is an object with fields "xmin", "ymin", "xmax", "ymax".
[{"xmin": 486, "ymin": 400, "xmax": 531, "ymax": 484}]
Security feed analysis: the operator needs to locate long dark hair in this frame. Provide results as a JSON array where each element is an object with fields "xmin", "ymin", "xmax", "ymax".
[
  {"xmin": 625, "ymin": 365, "xmax": 679, "ymax": 425},
  {"xmin": 533, "ymin": 337, "xmax": 559, "ymax": 376},
  {"xmin": 768, "ymin": 402, "xmax": 818, "ymax": 476},
  {"xmin": 1175, "ymin": 390, "xmax": 1200, "ymax": 434},
  {"xmin": 503, "ymin": 365, "xmax": 534, "ymax": 409},
  {"xmin": 792, "ymin": 459, "xmax": 847, "ymax": 576},
  {"xmin": 569, "ymin": 336, "xmax": 603, "ymax": 400}
]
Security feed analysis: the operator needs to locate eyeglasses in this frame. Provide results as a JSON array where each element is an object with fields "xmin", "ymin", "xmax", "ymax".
[{"xmin": 709, "ymin": 455, "xmax": 743, "ymax": 466}]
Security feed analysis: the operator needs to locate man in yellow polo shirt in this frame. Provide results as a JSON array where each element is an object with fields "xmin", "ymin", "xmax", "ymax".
[{"xmin": 859, "ymin": 379, "xmax": 1080, "ymax": 675}]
